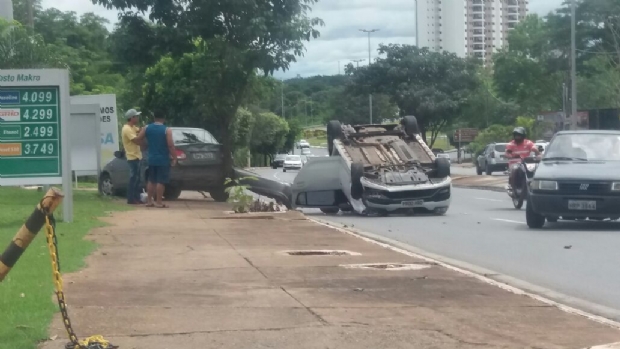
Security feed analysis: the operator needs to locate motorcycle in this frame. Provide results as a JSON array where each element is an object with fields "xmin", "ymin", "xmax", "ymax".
[{"xmin": 507, "ymin": 155, "xmax": 540, "ymax": 209}]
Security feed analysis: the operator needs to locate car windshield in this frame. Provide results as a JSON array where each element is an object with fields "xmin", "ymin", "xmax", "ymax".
[
  {"xmin": 544, "ymin": 133, "xmax": 620, "ymax": 161},
  {"xmin": 172, "ymin": 129, "xmax": 218, "ymax": 145},
  {"xmin": 494, "ymin": 144, "xmax": 507, "ymax": 152},
  {"xmin": 286, "ymin": 155, "xmax": 301, "ymax": 161}
]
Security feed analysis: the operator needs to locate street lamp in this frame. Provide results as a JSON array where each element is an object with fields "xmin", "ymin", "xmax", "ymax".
[
  {"xmin": 569, "ymin": 0, "xmax": 578, "ymax": 130},
  {"xmin": 360, "ymin": 29, "xmax": 380, "ymax": 124},
  {"xmin": 352, "ymin": 59, "xmax": 365, "ymax": 69}
]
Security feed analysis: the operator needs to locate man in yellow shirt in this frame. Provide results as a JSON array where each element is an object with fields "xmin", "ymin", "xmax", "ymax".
[{"xmin": 121, "ymin": 109, "xmax": 143, "ymax": 204}]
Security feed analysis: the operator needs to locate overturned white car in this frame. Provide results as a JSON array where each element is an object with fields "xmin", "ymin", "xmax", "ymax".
[{"xmin": 291, "ymin": 116, "xmax": 452, "ymax": 216}]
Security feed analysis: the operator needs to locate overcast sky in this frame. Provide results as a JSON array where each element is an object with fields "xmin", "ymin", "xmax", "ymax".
[{"xmin": 41, "ymin": 0, "xmax": 565, "ymax": 78}]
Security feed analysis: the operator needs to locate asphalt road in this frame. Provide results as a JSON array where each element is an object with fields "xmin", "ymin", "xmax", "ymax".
[{"xmin": 253, "ymin": 155, "xmax": 620, "ymax": 321}]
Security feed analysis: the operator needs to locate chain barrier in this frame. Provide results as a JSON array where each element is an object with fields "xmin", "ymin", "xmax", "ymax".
[{"xmin": 42, "ymin": 207, "xmax": 118, "ymax": 349}]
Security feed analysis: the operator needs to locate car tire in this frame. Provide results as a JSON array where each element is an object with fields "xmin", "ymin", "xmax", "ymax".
[
  {"xmin": 327, "ymin": 120, "xmax": 343, "ymax": 156},
  {"xmin": 435, "ymin": 157, "xmax": 451, "ymax": 178},
  {"xmin": 485, "ymin": 164, "xmax": 493, "ymax": 176},
  {"xmin": 350, "ymin": 162, "xmax": 364, "ymax": 200},
  {"xmin": 283, "ymin": 168, "xmax": 287, "ymax": 172},
  {"xmin": 320, "ymin": 207, "xmax": 340, "ymax": 214},
  {"xmin": 99, "ymin": 172, "xmax": 115, "ymax": 196},
  {"xmin": 476, "ymin": 162, "xmax": 483, "ymax": 175},
  {"xmin": 163, "ymin": 185, "xmax": 182, "ymax": 201},
  {"xmin": 209, "ymin": 187, "xmax": 229, "ymax": 202},
  {"xmin": 401, "ymin": 115, "xmax": 420, "ymax": 137},
  {"xmin": 526, "ymin": 200, "xmax": 545, "ymax": 228}
]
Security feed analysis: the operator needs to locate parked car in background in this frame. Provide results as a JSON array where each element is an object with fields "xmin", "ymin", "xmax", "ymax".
[
  {"xmin": 476, "ymin": 142, "xmax": 509, "ymax": 175},
  {"xmin": 99, "ymin": 127, "xmax": 229, "ymax": 201},
  {"xmin": 283, "ymin": 155, "xmax": 303, "ymax": 172},
  {"xmin": 436, "ymin": 153, "xmax": 451, "ymax": 164},
  {"xmin": 272, "ymin": 154, "xmax": 287, "ymax": 169},
  {"xmin": 298, "ymin": 139, "xmax": 310, "ymax": 148}
]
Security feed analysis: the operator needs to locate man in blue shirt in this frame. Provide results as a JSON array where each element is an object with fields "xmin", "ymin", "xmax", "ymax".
[{"xmin": 135, "ymin": 111, "xmax": 178, "ymax": 207}]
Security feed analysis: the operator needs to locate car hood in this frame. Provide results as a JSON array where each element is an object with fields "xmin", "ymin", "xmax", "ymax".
[{"xmin": 535, "ymin": 161, "xmax": 620, "ymax": 181}]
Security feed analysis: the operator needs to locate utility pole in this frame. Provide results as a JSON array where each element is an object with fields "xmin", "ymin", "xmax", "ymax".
[
  {"xmin": 360, "ymin": 29, "xmax": 380, "ymax": 124},
  {"xmin": 281, "ymin": 79, "xmax": 285, "ymax": 119},
  {"xmin": 570, "ymin": 0, "xmax": 578, "ymax": 130},
  {"xmin": 352, "ymin": 59, "xmax": 365, "ymax": 69}
]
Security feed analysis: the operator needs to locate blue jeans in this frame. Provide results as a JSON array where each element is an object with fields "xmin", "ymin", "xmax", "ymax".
[{"xmin": 127, "ymin": 159, "xmax": 142, "ymax": 203}]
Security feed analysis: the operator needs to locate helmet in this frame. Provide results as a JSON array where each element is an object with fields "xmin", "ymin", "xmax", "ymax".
[{"xmin": 513, "ymin": 127, "xmax": 526, "ymax": 137}]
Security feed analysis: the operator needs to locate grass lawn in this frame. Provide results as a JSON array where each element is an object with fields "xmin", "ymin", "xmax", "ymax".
[
  {"xmin": 306, "ymin": 137, "xmax": 327, "ymax": 147},
  {"xmin": 0, "ymin": 187, "xmax": 129, "ymax": 349}
]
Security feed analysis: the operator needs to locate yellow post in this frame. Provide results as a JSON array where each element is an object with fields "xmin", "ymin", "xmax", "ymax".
[{"xmin": 0, "ymin": 187, "xmax": 64, "ymax": 282}]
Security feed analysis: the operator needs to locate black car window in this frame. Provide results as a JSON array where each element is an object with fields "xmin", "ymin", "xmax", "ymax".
[
  {"xmin": 494, "ymin": 144, "xmax": 506, "ymax": 152},
  {"xmin": 172, "ymin": 129, "xmax": 219, "ymax": 145}
]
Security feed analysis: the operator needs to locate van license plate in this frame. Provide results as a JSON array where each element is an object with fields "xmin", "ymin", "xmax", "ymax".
[
  {"xmin": 402, "ymin": 200, "xmax": 424, "ymax": 207},
  {"xmin": 193, "ymin": 152, "xmax": 214, "ymax": 160},
  {"xmin": 568, "ymin": 200, "xmax": 596, "ymax": 210}
]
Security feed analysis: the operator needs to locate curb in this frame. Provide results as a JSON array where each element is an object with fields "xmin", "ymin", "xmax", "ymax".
[
  {"xmin": 306, "ymin": 216, "xmax": 620, "ymax": 332},
  {"xmin": 586, "ymin": 343, "xmax": 620, "ymax": 349},
  {"xmin": 453, "ymin": 184, "xmax": 505, "ymax": 193}
]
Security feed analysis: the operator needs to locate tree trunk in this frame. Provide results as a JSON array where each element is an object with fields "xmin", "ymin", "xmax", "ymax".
[{"xmin": 219, "ymin": 118, "xmax": 234, "ymax": 182}]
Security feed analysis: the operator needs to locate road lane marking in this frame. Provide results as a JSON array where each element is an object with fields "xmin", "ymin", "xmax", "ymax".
[
  {"xmin": 475, "ymin": 197, "xmax": 504, "ymax": 202},
  {"xmin": 492, "ymin": 218, "xmax": 525, "ymax": 224},
  {"xmin": 308, "ymin": 217, "xmax": 620, "ymax": 331}
]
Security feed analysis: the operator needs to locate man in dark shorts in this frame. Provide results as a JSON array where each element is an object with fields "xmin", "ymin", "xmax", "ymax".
[{"xmin": 135, "ymin": 111, "xmax": 177, "ymax": 207}]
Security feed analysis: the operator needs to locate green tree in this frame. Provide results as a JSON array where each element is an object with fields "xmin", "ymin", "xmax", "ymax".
[
  {"xmin": 0, "ymin": 19, "xmax": 54, "ymax": 69},
  {"xmin": 469, "ymin": 125, "xmax": 513, "ymax": 155},
  {"xmin": 94, "ymin": 0, "xmax": 324, "ymax": 176},
  {"xmin": 492, "ymin": 15, "xmax": 564, "ymax": 115},
  {"xmin": 347, "ymin": 44, "xmax": 480, "ymax": 147},
  {"xmin": 11, "ymin": 0, "xmax": 42, "ymax": 28},
  {"xmin": 250, "ymin": 111, "xmax": 290, "ymax": 165}
]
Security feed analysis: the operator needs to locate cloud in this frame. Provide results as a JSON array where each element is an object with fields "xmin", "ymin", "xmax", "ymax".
[{"xmin": 41, "ymin": 0, "xmax": 566, "ymax": 78}]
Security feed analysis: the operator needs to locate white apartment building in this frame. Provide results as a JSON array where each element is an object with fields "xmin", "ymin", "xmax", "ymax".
[{"xmin": 416, "ymin": 0, "xmax": 528, "ymax": 63}]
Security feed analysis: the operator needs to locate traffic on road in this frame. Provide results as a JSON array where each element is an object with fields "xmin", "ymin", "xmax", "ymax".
[{"xmin": 246, "ymin": 118, "xmax": 620, "ymax": 323}]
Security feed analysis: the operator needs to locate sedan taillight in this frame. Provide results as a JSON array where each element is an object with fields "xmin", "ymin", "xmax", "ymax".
[{"xmin": 176, "ymin": 149, "xmax": 187, "ymax": 160}]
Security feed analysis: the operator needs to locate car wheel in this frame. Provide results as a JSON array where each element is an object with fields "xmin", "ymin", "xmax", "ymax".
[
  {"xmin": 435, "ymin": 157, "xmax": 450, "ymax": 178},
  {"xmin": 476, "ymin": 162, "xmax": 483, "ymax": 175},
  {"xmin": 320, "ymin": 207, "xmax": 339, "ymax": 214},
  {"xmin": 99, "ymin": 173, "xmax": 115, "ymax": 196},
  {"xmin": 526, "ymin": 200, "xmax": 545, "ymax": 228},
  {"xmin": 283, "ymin": 168, "xmax": 287, "ymax": 172},
  {"xmin": 163, "ymin": 185, "xmax": 182, "ymax": 201},
  {"xmin": 350, "ymin": 162, "xmax": 364, "ymax": 200},
  {"xmin": 547, "ymin": 216, "xmax": 559, "ymax": 223},
  {"xmin": 401, "ymin": 115, "xmax": 420, "ymax": 136},
  {"xmin": 327, "ymin": 120, "xmax": 343, "ymax": 156},
  {"xmin": 209, "ymin": 187, "xmax": 229, "ymax": 202},
  {"xmin": 485, "ymin": 164, "xmax": 493, "ymax": 176}
]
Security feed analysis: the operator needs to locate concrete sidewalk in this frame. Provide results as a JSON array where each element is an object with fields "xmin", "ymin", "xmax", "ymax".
[{"xmin": 40, "ymin": 193, "xmax": 620, "ymax": 349}]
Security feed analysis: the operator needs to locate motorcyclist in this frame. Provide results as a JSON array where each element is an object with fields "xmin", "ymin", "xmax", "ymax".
[{"xmin": 506, "ymin": 127, "xmax": 540, "ymax": 190}]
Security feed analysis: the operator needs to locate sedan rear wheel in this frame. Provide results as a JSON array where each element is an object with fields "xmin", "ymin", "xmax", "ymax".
[
  {"xmin": 164, "ymin": 185, "xmax": 182, "ymax": 201},
  {"xmin": 99, "ymin": 173, "xmax": 115, "ymax": 196}
]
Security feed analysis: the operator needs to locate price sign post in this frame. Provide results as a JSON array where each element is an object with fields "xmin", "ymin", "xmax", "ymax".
[{"xmin": 0, "ymin": 70, "xmax": 73, "ymax": 222}]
